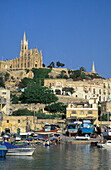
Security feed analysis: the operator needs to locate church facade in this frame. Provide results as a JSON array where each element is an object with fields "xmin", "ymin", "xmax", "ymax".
[{"xmin": 0, "ymin": 32, "xmax": 43, "ymax": 70}]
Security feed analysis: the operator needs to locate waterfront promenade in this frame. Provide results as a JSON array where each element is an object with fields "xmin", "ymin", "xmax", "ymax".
[{"xmin": 61, "ymin": 133, "xmax": 102, "ymax": 144}]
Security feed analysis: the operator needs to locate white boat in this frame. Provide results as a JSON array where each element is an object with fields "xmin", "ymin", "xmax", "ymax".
[
  {"xmin": 6, "ymin": 148, "xmax": 35, "ymax": 156},
  {"xmin": 97, "ymin": 140, "xmax": 111, "ymax": 148},
  {"xmin": 75, "ymin": 134, "xmax": 90, "ymax": 140},
  {"xmin": 4, "ymin": 142, "xmax": 35, "ymax": 156},
  {"xmin": 103, "ymin": 131, "xmax": 111, "ymax": 140}
]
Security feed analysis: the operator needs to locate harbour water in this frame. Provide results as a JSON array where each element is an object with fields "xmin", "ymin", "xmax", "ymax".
[{"xmin": 1, "ymin": 144, "xmax": 111, "ymax": 170}]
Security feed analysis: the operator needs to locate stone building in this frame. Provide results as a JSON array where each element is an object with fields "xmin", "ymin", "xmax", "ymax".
[
  {"xmin": 101, "ymin": 101, "xmax": 111, "ymax": 116},
  {"xmin": 0, "ymin": 32, "xmax": 43, "ymax": 70},
  {"xmin": 44, "ymin": 78, "xmax": 111, "ymax": 103},
  {"xmin": 66, "ymin": 101, "xmax": 98, "ymax": 125},
  {"xmin": 0, "ymin": 88, "xmax": 10, "ymax": 115}
]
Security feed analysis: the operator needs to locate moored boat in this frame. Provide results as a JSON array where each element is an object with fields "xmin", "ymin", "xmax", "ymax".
[
  {"xmin": 4, "ymin": 142, "xmax": 35, "ymax": 156},
  {"xmin": 33, "ymin": 123, "xmax": 61, "ymax": 133},
  {"xmin": 80, "ymin": 120, "xmax": 93, "ymax": 135},
  {"xmin": 0, "ymin": 144, "xmax": 8, "ymax": 157},
  {"xmin": 97, "ymin": 140, "xmax": 111, "ymax": 148},
  {"xmin": 6, "ymin": 148, "xmax": 35, "ymax": 156}
]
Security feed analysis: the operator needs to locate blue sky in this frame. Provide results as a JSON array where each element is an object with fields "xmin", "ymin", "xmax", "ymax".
[{"xmin": 0, "ymin": 0, "xmax": 111, "ymax": 78}]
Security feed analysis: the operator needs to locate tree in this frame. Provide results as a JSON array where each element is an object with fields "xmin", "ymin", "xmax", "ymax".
[
  {"xmin": 0, "ymin": 77, "xmax": 5, "ymax": 88},
  {"xmin": 56, "ymin": 61, "xmax": 61, "ymax": 67},
  {"xmin": 12, "ymin": 108, "xmax": 58, "ymax": 119},
  {"xmin": 5, "ymin": 72, "xmax": 10, "ymax": 81},
  {"xmin": 12, "ymin": 108, "xmax": 34, "ymax": 116},
  {"xmin": 80, "ymin": 67, "xmax": 86, "ymax": 72},
  {"xmin": 56, "ymin": 70, "xmax": 68, "ymax": 79},
  {"xmin": 56, "ymin": 61, "xmax": 65, "ymax": 68},
  {"xmin": 19, "ymin": 86, "xmax": 58, "ymax": 104},
  {"xmin": 47, "ymin": 62, "xmax": 55, "ymax": 68},
  {"xmin": 18, "ymin": 78, "xmax": 35, "ymax": 88},
  {"xmin": 32, "ymin": 68, "xmax": 52, "ymax": 86},
  {"xmin": 42, "ymin": 63, "xmax": 45, "ymax": 67},
  {"xmin": 45, "ymin": 102, "xmax": 67, "ymax": 114},
  {"xmin": 12, "ymin": 94, "xmax": 19, "ymax": 104},
  {"xmin": 61, "ymin": 63, "xmax": 65, "ymax": 67}
]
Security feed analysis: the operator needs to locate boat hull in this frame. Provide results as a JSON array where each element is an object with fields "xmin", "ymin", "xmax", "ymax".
[
  {"xmin": 6, "ymin": 148, "xmax": 35, "ymax": 156},
  {"xmin": 0, "ymin": 145, "xmax": 8, "ymax": 157}
]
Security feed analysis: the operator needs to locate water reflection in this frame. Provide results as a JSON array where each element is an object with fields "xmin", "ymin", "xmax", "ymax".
[{"xmin": 0, "ymin": 144, "xmax": 111, "ymax": 169}]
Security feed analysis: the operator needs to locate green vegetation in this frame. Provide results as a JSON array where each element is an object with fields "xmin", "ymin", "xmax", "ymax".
[
  {"xmin": 5, "ymin": 72, "xmax": 10, "ymax": 81},
  {"xmin": 32, "ymin": 68, "xmax": 51, "ymax": 86},
  {"xmin": 12, "ymin": 94, "xmax": 19, "ymax": 104},
  {"xmin": 47, "ymin": 61, "xmax": 65, "ymax": 68},
  {"xmin": 19, "ymin": 86, "xmax": 58, "ymax": 104},
  {"xmin": 0, "ymin": 77, "xmax": 5, "ymax": 88},
  {"xmin": 18, "ymin": 78, "xmax": 34, "ymax": 88},
  {"xmin": 18, "ymin": 68, "xmax": 52, "ymax": 88},
  {"xmin": 44, "ymin": 102, "xmax": 67, "ymax": 114},
  {"xmin": 56, "ymin": 70, "xmax": 68, "ymax": 79},
  {"xmin": 56, "ymin": 61, "xmax": 65, "ymax": 68},
  {"xmin": 100, "ymin": 114, "xmax": 110, "ymax": 121},
  {"xmin": 12, "ymin": 108, "xmax": 60, "ymax": 119},
  {"xmin": 12, "ymin": 109, "xmax": 33, "ymax": 116},
  {"xmin": 47, "ymin": 62, "xmax": 55, "ymax": 68},
  {"xmin": 69, "ymin": 70, "xmax": 86, "ymax": 80},
  {"xmin": 80, "ymin": 67, "xmax": 86, "ymax": 72}
]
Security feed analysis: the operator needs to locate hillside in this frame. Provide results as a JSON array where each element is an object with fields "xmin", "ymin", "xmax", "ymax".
[{"xmin": 0, "ymin": 67, "xmax": 103, "ymax": 89}]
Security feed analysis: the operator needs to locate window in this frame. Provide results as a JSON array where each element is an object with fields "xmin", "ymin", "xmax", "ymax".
[
  {"xmin": 2, "ymin": 92, "xmax": 6, "ymax": 95},
  {"xmin": 7, "ymin": 120, "xmax": 9, "ymax": 123},
  {"xmin": 72, "ymin": 111, "xmax": 76, "ymax": 114},
  {"xmin": 88, "ymin": 111, "xmax": 92, "ymax": 114},
  {"xmin": 93, "ymin": 89, "xmax": 95, "ymax": 94},
  {"xmin": 18, "ymin": 120, "xmax": 20, "ymax": 123},
  {"xmin": 35, "ymin": 64, "xmax": 37, "ymax": 67},
  {"xmin": 70, "ymin": 104, "xmax": 73, "ymax": 108},
  {"xmin": 99, "ymin": 96, "xmax": 101, "ymax": 102},
  {"xmin": 57, "ymin": 83, "xmax": 61, "ymax": 87},
  {"xmin": 80, "ymin": 111, "xmax": 84, "ymax": 114}
]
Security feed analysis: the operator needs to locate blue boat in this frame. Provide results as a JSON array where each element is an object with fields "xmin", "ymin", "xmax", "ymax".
[
  {"xmin": 80, "ymin": 120, "xmax": 93, "ymax": 134},
  {"xmin": 4, "ymin": 142, "xmax": 35, "ymax": 156},
  {"xmin": 0, "ymin": 145, "xmax": 8, "ymax": 157}
]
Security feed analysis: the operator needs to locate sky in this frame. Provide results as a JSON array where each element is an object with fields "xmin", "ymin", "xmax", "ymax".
[{"xmin": 0, "ymin": 0, "xmax": 111, "ymax": 78}]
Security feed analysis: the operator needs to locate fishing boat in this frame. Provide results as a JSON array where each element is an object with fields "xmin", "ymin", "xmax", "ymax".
[
  {"xmin": 97, "ymin": 140, "xmax": 111, "ymax": 148},
  {"xmin": 33, "ymin": 124, "xmax": 61, "ymax": 133},
  {"xmin": 0, "ymin": 144, "xmax": 8, "ymax": 157},
  {"xmin": 80, "ymin": 120, "xmax": 93, "ymax": 135},
  {"xmin": 66, "ymin": 121, "xmax": 82, "ymax": 136},
  {"xmin": 75, "ymin": 134, "xmax": 90, "ymax": 140},
  {"xmin": 4, "ymin": 142, "xmax": 35, "ymax": 156}
]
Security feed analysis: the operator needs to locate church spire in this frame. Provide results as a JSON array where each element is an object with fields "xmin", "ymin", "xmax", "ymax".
[
  {"xmin": 91, "ymin": 61, "xmax": 96, "ymax": 73},
  {"xmin": 20, "ymin": 32, "xmax": 28, "ymax": 54},
  {"xmin": 23, "ymin": 32, "xmax": 26, "ymax": 42}
]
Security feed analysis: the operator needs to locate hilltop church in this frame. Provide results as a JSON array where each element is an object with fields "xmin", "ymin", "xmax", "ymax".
[{"xmin": 0, "ymin": 32, "xmax": 43, "ymax": 70}]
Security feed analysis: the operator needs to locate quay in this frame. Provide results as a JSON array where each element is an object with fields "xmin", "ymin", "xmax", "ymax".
[{"xmin": 60, "ymin": 134, "xmax": 102, "ymax": 145}]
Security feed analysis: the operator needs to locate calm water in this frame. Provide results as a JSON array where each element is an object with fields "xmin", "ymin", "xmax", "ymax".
[{"xmin": 0, "ymin": 144, "xmax": 111, "ymax": 170}]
